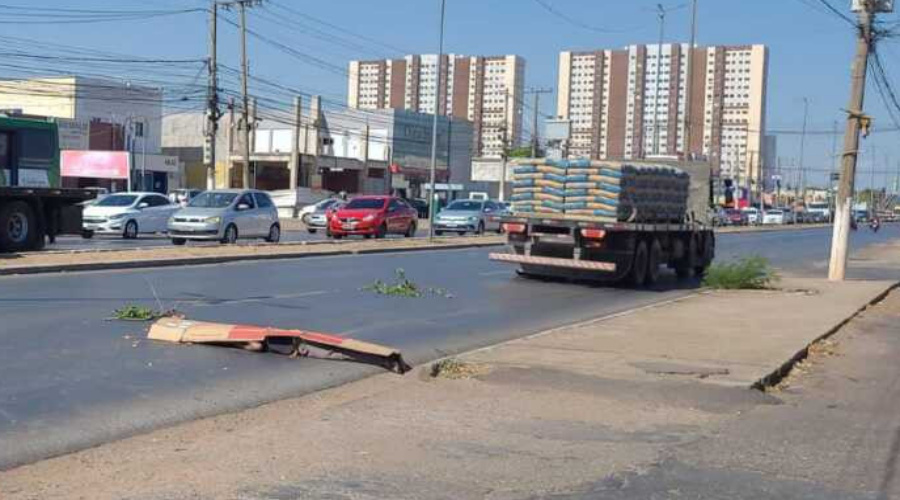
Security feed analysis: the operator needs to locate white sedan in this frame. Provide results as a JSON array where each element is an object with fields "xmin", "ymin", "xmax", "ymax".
[
  {"xmin": 82, "ymin": 192, "xmax": 180, "ymax": 239},
  {"xmin": 762, "ymin": 209, "xmax": 787, "ymax": 225}
]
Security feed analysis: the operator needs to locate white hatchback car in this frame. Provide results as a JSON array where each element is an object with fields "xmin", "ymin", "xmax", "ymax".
[{"xmin": 82, "ymin": 192, "xmax": 180, "ymax": 239}]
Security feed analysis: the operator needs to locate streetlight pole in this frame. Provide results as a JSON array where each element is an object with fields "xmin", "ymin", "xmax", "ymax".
[{"xmin": 427, "ymin": 0, "xmax": 447, "ymax": 241}]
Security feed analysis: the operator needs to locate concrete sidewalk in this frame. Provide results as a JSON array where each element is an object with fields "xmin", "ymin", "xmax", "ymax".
[{"xmin": 2, "ymin": 262, "xmax": 895, "ymax": 499}]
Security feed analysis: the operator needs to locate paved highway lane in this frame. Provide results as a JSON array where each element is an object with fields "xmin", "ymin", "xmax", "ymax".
[{"xmin": 0, "ymin": 226, "xmax": 897, "ymax": 469}]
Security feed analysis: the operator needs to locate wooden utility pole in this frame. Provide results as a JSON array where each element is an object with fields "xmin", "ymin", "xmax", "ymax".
[
  {"xmin": 829, "ymin": 2, "xmax": 876, "ymax": 281},
  {"xmin": 205, "ymin": 1, "xmax": 218, "ymax": 190}
]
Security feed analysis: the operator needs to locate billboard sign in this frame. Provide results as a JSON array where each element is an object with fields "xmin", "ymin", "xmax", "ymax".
[
  {"xmin": 61, "ymin": 150, "xmax": 130, "ymax": 179},
  {"xmin": 57, "ymin": 119, "xmax": 89, "ymax": 151}
]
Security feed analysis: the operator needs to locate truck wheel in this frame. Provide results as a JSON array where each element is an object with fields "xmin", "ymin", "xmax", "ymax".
[
  {"xmin": 0, "ymin": 201, "xmax": 37, "ymax": 252},
  {"xmin": 627, "ymin": 240, "xmax": 649, "ymax": 287},
  {"xmin": 675, "ymin": 236, "xmax": 697, "ymax": 281},
  {"xmin": 646, "ymin": 239, "xmax": 662, "ymax": 286}
]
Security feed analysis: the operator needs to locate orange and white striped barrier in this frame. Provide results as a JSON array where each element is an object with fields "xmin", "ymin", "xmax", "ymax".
[{"xmin": 148, "ymin": 317, "xmax": 411, "ymax": 374}]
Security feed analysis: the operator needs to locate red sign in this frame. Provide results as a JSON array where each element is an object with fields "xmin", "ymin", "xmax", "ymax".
[
  {"xmin": 61, "ymin": 150, "xmax": 130, "ymax": 179},
  {"xmin": 389, "ymin": 163, "xmax": 401, "ymax": 174}
]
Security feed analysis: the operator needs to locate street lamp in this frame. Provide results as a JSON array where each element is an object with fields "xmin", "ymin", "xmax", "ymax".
[{"xmin": 427, "ymin": 0, "xmax": 447, "ymax": 241}]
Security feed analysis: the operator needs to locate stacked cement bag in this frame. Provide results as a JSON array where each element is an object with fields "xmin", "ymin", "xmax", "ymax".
[
  {"xmin": 510, "ymin": 162, "xmax": 567, "ymax": 214},
  {"xmin": 511, "ymin": 159, "xmax": 689, "ymax": 223}
]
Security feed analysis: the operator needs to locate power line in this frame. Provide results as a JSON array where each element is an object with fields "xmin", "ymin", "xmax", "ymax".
[{"xmin": 531, "ymin": 0, "xmax": 640, "ymax": 34}]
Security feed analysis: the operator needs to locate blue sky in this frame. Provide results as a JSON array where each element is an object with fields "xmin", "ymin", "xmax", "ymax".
[{"xmin": 5, "ymin": 0, "xmax": 900, "ymax": 189}]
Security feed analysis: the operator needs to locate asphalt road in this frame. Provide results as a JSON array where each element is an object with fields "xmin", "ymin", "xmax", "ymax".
[{"xmin": 0, "ymin": 225, "xmax": 897, "ymax": 470}]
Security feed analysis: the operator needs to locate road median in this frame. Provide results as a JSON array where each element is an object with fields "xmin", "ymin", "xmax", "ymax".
[{"xmin": 0, "ymin": 235, "xmax": 505, "ymax": 276}]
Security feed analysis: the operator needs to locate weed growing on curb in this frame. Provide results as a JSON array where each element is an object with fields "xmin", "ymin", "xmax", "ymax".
[
  {"xmin": 703, "ymin": 256, "xmax": 779, "ymax": 290},
  {"xmin": 111, "ymin": 305, "xmax": 167, "ymax": 321}
]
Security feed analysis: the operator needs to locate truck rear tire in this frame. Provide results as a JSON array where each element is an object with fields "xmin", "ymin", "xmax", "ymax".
[
  {"xmin": 627, "ymin": 240, "xmax": 649, "ymax": 287},
  {"xmin": 0, "ymin": 201, "xmax": 37, "ymax": 252},
  {"xmin": 646, "ymin": 239, "xmax": 662, "ymax": 286}
]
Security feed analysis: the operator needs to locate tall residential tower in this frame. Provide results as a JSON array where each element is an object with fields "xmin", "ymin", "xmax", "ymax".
[
  {"xmin": 348, "ymin": 54, "xmax": 525, "ymax": 158},
  {"xmin": 557, "ymin": 44, "xmax": 768, "ymax": 181}
]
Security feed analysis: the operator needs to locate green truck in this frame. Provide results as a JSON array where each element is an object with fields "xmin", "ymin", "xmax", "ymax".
[{"xmin": 0, "ymin": 115, "xmax": 95, "ymax": 252}]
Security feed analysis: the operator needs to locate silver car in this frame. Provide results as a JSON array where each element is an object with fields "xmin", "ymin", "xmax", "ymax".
[
  {"xmin": 167, "ymin": 189, "xmax": 280, "ymax": 245},
  {"xmin": 433, "ymin": 199, "xmax": 504, "ymax": 236}
]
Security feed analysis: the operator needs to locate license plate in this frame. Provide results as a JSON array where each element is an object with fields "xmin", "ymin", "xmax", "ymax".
[
  {"xmin": 343, "ymin": 223, "xmax": 356, "ymax": 230},
  {"xmin": 445, "ymin": 222, "xmax": 458, "ymax": 227}
]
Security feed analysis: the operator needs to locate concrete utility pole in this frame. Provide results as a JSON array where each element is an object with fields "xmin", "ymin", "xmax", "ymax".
[
  {"xmin": 218, "ymin": 0, "xmax": 261, "ymax": 188},
  {"xmin": 427, "ymin": 0, "xmax": 447, "ymax": 241},
  {"xmin": 683, "ymin": 0, "xmax": 698, "ymax": 158},
  {"xmin": 290, "ymin": 95, "xmax": 302, "ymax": 217},
  {"xmin": 653, "ymin": 3, "xmax": 666, "ymax": 156},
  {"xmin": 799, "ymin": 97, "xmax": 809, "ymax": 204},
  {"xmin": 205, "ymin": 1, "xmax": 218, "ymax": 190},
  {"xmin": 829, "ymin": 1, "xmax": 877, "ymax": 282},
  {"xmin": 525, "ymin": 87, "xmax": 553, "ymax": 158},
  {"xmin": 499, "ymin": 88, "xmax": 510, "ymax": 202}
]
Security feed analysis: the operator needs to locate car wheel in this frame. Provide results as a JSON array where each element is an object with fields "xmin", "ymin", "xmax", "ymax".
[
  {"xmin": 301, "ymin": 213, "xmax": 311, "ymax": 225},
  {"xmin": 364, "ymin": 234, "xmax": 373, "ymax": 239},
  {"xmin": 221, "ymin": 224, "xmax": 238, "ymax": 244},
  {"xmin": 265, "ymin": 223, "xmax": 281, "ymax": 243},
  {"xmin": 123, "ymin": 220, "xmax": 138, "ymax": 240},
  {"xmin": 307, "ymin": 228, "xmax": 317, "ymax": 234},
  {"xmin": 405, "ymin": 221, "xmax": 417, "ymax": 238},
  {"xmin": 81, "ymin": 230, "xmax": 94, "ymax": 240},
  {"xmin": 375, "ymin": 223, "xmax": 387, "ymax": 239},
  {"xmin": 171, "ymin": 238, "xmax": 187, "ymax": 246}
]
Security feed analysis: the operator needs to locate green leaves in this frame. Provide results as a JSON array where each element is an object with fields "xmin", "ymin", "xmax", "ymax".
[
  {"xmin": 363, "ymin": 269, "xmax": 454, "ymax": 298},
  {"xmin": 702, "ymin": 256, "xmax": 779, "ymax": 290}
]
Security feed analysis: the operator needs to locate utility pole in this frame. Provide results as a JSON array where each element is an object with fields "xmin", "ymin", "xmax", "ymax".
[
  {"xmin": 427, "ymin": 0, "xmax": 447, "ymax": 241},
  {"xmin": 829, "ymin": 1, "xmax": 879, "ymax": 282},
  {"xmin": 205, "ymin": 1, "xmax": 218, "ymax": 190},
  {"xmin": 499, "ymin": 88, "xmax": 510, "ymax": 202},
  {"xmin": 290, "ymin": 95, "xmax": 302, "ymax": 217},
  {"xmin": 683, "ymin": 0, "xmax": 698, "ymax": 159},
  {"xmin": 799, "ymin": 97, "xmax": 809, "ymax": 205},
  {"xmin": 653, "ymin": 3, "xmax": 666, "ymax": 156},
  {"xmin": 219, "ymin": 0, "xmax": 261, "ymax": 188},
  {"xmin": 525, "ymin": 87, "xmax": 553, "ymax": 158}
]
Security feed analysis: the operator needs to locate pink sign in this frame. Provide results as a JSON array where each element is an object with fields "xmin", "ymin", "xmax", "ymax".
[{"xmin": 61, "ymin": 150, "xmax": 130, "ymax": 179}]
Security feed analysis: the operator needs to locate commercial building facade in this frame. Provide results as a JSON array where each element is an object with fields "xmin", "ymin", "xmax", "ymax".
[
  {"xmin": 556, "ymin": 44, "xmax": 768, "ymax": 182},
  {"xmin": 348, "ymin": 54, "xmax": 525, "ymax": 159},
  {"xmin": 0, "ymin": 76, "xmax": 181, "ymax": 192},
  {"xmin": 163, "ymin": 100, "xmax": 473, "ymax": 199}
]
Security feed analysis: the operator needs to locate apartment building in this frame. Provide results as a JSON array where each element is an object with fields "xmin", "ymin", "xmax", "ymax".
[
  {"xmin": 348, "ymin": 54, "xmax": 525, "ymax": 158},
  {"xmin": 557, "ymin": 44, "xmax": 768, "ymax": 181}
]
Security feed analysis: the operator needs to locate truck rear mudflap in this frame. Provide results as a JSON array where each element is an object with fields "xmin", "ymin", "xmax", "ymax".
[{"xmin": 489, "ymin": 249, "xmax": 632, "ymax": 282}]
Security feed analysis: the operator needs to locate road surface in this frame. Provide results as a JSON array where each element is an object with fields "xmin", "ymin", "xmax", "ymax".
[{"xmin": 0, "ymin": 225, "xmax": 896, "ymax": 469}]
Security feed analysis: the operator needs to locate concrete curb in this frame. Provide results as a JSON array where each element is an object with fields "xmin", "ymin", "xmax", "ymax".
[
  {"xmin": 751, "ymin": 281, "xmax": 900, "ymax": 391},
  {"xmin": 0, "ymin": 240, "xmax": 505, "ymax": 277}
]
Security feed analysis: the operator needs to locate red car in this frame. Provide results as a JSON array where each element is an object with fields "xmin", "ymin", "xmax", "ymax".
[{"xmin": 328, "ymin": 196, "xmax": 418, "ymax": 239}]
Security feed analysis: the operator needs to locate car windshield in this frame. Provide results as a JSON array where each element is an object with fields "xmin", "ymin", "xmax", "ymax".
[
  {"xmin": 344, "ymin": 198, "xmax": 386, "ymax": 210},
  {"xmin": 446, "ymin": 201, "xmax": 483, "ymax": 211},
  {"xmin": 189, "ymin": 192, "xmax": 238, "ymax": 208},
  {"xmin": 768, "ymin": 210, "xmax": 783, "ymax": 215},
  {"xmin": 316, "ymin": 199, "xmax": 337, "ymax": 210},
  {"xmin": 95, "ymin": 194, "xmax": 137, "ymax": 207}
]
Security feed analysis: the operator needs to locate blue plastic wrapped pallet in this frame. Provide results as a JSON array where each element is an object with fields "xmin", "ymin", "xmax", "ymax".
[{"xmin": 510, "ymin": 159, "xmax": 690, "ymax": 223}]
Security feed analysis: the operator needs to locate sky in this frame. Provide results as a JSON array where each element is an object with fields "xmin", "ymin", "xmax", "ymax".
[{"xmin": 4, "ymin": 0, "xmax": 900, "ymax": 190}]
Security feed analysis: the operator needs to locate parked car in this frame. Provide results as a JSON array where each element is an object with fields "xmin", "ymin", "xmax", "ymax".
[
  {"xmin": 167, "ymin": 189, "xmax": 280, "ymax": 245},
  {"xmin": 742, "ymin": 207, "xmax": 760, "ymax": 225},
  {"xmin": 722, "ymin": 208, "xmax": 746, "ymax": 226},
  {"xmin": 762, "ymin": 209, "xmax": 786, "ymax": 225},
  {"xmin": 406, "ymin": 198, "xmax": 430, "ymax": 219},
  {"xmin": 433, "ymin": 199, "xmax": 504, "ymax": 236},
  {"xmin": 82, "ymin": 192, "xmax": 179, "ymax": 239},
  {"xmin": 306, "ymin": 200, "xmax": 344, "ymax": 234},
  {"xmin": 328, "ymin": 196, "xmax": 417, "ymax": 239},
  {"xmin": 169, "ymin": 188, "xmax": 203, "ymax": 207},
  {"xmin": 300, "ymin": 198, "xmax": 340, "ymax": 223}
]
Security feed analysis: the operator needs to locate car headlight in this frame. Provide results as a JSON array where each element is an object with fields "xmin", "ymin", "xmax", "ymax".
[
  {"xmin": 167, "ymin": 217, "xmax": 175, "ymax": 225},
  {"xmin": 363, "ymin": 214, "xmax": 376, "ymax": 222},
  {"xmin": 109, "ymin": 213, "xmax": 128, "ymax": 220},
  {"xmin": 468, "ymin": 216, "xmax": 479, "ymax": 223},
  {"xmin": 205, "ymin": 216, "xmax": 222, "ymax": 224}
]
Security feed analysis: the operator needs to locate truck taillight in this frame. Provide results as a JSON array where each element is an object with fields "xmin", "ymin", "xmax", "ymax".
[
  {"xmin": 503, "ymin": 223, "xmax": 526, "ymax": 234},
  {"xmin": 581, "ymin": 229, "xmax": 607, "ymax": 240}
]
